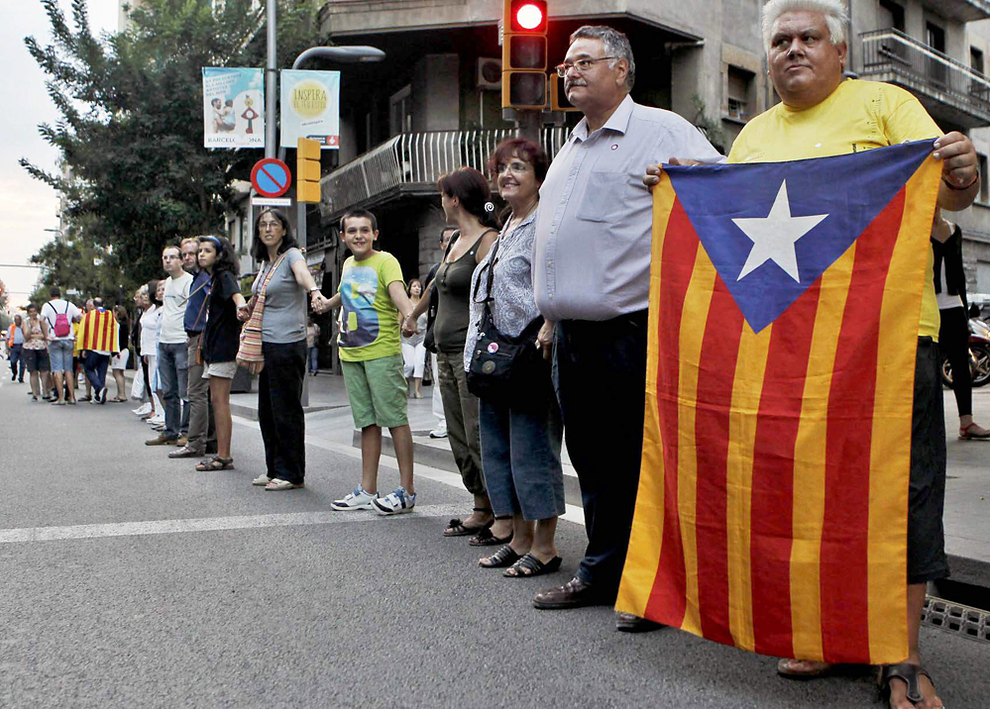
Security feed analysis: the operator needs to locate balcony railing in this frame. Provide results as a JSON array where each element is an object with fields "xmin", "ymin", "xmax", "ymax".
[
  {"xmin": 318, "ymin": 128, "xmax": 569, "ymax": 218},
  {"xmin": 860, "ymin": 28, "xmax": 990, "ymax": 123}
]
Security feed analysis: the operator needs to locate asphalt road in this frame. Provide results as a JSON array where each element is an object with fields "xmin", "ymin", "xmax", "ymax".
[{"xmin": 1, "ymin": 377, "xmax": 987, "ymax": 709}]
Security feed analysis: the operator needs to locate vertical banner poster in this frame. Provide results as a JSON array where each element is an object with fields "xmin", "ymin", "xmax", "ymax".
[
  {"xmin": 280, "ymin": 70, "xmax": 341, "ymax": 149},
  {"xmin": 202, "ymin": 67, "xmax": 265, "ymax": 149}
]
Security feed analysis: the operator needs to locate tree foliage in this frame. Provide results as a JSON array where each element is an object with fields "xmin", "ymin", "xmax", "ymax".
[{"xmin": 21, "ymin": 0, "xmax": 320, "ymax": 294}]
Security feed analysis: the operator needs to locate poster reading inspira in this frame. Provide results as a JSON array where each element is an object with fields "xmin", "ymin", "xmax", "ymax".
[
  {"xmin": 202, "ymin": 67, "xmax": 265, "ymax": 149},
  {"xmin": 280, "ymin": 70, "xmax": 340, "ymax": 149}
]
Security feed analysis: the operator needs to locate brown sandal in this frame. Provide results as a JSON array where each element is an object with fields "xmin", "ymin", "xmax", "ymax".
[{"xmin": 196, "ymin": 456, "xmax": 234, "ymax": 471}]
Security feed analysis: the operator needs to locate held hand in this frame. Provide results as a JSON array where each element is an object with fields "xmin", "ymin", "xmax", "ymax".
[
  {"xmin": 933, "ymin": 132, "xmax": 978, "ymax": 189},
  {"xmin": 643, "ymin": 163, "xmax": 662, "ymax": 188},
  {"xmin": 236, "ymin": 304, "xmax": 251, "ymax": 322},
  {"xmin": 401, "ymin": 316, "xmax": 419, "ymax": 337},
  {"xmin": 535, "ymin": 320, "xmax": 554, "ymax": 362}
]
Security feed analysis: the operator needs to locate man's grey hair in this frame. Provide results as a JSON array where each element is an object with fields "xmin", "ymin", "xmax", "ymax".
[
  {"xmin": 761, "ymin": 0, "xmax": 849, "ymax": 52},
  {"xmin": 569, "ymin": 25, "xmax": 636, "ymax": 91}
]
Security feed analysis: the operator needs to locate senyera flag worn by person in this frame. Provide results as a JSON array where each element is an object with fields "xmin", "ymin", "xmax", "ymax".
[{"xmin": 616, "ymin": 141, "xmax": 941, "ymax": 665}]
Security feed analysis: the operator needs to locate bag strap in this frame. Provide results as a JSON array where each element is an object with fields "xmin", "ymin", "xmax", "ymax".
[{"xmin": 257, "ymin": 251, "xmax": 288, "ymax": 299}]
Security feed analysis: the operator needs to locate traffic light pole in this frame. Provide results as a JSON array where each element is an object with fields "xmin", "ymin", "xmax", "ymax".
[
  {"xmin": 265, "ymin": 0, "xmax": 277, "ymax": 161},
  {"xmin": 514, "ymin": 109, "xmax": 541, "ymax": 144}
]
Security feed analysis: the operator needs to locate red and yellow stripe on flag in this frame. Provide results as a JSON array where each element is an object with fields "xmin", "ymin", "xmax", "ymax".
[
  {"xmin": 616, "ymin": 150, "xmax": 941, "ymax": 664},
  {"xmin": 81, "ymin": 310, "xmax": 119, "ymax": 354}
]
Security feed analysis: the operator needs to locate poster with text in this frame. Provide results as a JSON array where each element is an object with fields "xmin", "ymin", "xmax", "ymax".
[
  {"xmin": 280, "ymin": 70, "xmax": 340, "ymax": 149},
  {"xmin": 202, "ymin": 67, "xmax": 265, "ymax": 149}
]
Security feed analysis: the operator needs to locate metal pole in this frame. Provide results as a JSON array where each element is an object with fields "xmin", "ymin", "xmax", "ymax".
[
  {"xmin": 516, "ymin": 110, "xmax": 541, "ymax": 143},
  {"xmin": 265, "ymin": 0, "xmax": 277, "ymax": 159}
]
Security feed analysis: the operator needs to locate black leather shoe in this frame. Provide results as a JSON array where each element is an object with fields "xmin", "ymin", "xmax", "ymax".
[
  {"xmin": 533, "ymin": 577, "xmax": 607, "ymax": 610},
  {"xmin": 615, "ymin": 611, "xmax": 665, "ymax": 633}
]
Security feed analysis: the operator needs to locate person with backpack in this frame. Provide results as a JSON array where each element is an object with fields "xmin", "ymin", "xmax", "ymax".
[{"xmin": 41, "ymin": 287, "xmax": 82, "ymax": 405}]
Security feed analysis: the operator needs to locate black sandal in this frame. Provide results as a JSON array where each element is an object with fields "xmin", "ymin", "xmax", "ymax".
[
  {"xmin": 878, "ymin": 662, "xmax": 934, "ymax": 707},
  {"xmin": 478, "ymin": 545, "xmax": 522, "ymax": 568},
  {"xmin": 195, "ymin": 456, "xmax": 234, "ymax": 471},
  {"xmin": 504, "ymin": 553, "xmax": 563, "ymax": 578},
  {"xmin": 443, "ymin": 507, "xmax": 493, "ymax": 537},
  {"xmin": 469, "ymin": 526, "xmax": 514, "ymax": 547}
]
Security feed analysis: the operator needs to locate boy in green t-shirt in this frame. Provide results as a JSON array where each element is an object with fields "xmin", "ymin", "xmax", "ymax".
[{"xmin": 322, "ymin": 209, "xmax": 418, "ymax": 514}]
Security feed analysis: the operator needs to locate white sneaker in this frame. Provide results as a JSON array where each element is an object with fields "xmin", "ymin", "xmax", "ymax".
[
  {"xmin": 147, "ymin": 415, "xmax": 165, "ymax": 425},
  {"xmin": 132, "ymin": 403, "xmax": 151, "ymax": 415},
  {"xmin": 372, "ymin": 487, "xmax": 416, "ymax": 515},
  {"xmin": 331, "ymin": 487, "xmax": 377, "ymax": 511},
  {"xmin": 429, "ymin": 428, "xmax": 447, "ymax": 439}
]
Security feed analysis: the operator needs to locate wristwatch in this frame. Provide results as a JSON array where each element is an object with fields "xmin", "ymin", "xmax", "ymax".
[{"xmin": 308, "ymin": 288, "xmax": 320, "ymax": 294}]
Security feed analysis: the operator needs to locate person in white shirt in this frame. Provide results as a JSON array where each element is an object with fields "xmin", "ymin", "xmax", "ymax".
[
  {"xmin": 147, "ymin": 246, "xmax": 193, "ymax": 446},
  {"xmin": 41, "ymin": 286, "xmax": 82, "ymax": 405}
]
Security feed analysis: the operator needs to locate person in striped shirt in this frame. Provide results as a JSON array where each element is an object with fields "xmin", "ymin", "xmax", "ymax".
[{"xmin": 79, "ymin": 297, "xmax": 119, "ymax": 405}]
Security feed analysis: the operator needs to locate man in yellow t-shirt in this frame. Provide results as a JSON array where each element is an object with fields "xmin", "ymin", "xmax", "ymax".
[{"xmin": 647, "ymin": 1, "xmax": 978, "ymax": 707}]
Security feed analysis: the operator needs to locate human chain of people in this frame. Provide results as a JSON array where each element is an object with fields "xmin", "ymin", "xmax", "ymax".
[{"xmin": 4, "ymin": 3, "xmax": 989, "ymax": 708}]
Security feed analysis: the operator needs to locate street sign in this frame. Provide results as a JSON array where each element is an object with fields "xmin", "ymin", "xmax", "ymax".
[
  {"xmin": 252, "ymin": 197, "xmax": 292, "ymax": 207},
  {"xmin": 250, "ymin": 158, "xmax": 292, "ymax": 198}
]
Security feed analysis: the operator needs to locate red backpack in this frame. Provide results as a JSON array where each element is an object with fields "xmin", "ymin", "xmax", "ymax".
[{"xmin": 52, "ymin": 301, "xmax": 71, "ymax": 338}]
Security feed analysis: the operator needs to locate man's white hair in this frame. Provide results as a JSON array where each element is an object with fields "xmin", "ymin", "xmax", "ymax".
[{"xmin": 762, "ymin": 0, "xmax": 849, "ymax": 52}]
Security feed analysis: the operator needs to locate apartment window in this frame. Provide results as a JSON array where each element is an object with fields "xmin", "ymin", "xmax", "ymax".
[
  {"xmin": 726, "ymin": 66, "xmax": 754, "ymax": 121},
  {"xmin": 972, "ymin": 47, "xmax": 985, "ymax": 75},
  {"xmin": 878, "ymin": 0, "xmax": 905, "ymax": 32},
  {"xmin": 926, "ymin": 22, "xmax": 947, "ymax": 86},
  {"xmin": 389, "ymin": 85, "xmax": 413, "ymax": 136},
  {"xmin": 979, "ymin": 154, "xmax": 989, "ymax": 204}
]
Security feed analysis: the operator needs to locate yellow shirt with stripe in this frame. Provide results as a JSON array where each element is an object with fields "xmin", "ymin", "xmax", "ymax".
[{"xmin": 727, "ymin": 79, "xmax": 941, "ymax": 340}]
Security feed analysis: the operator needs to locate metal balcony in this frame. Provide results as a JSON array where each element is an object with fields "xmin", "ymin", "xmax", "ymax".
[
  {"xmin": 922, "ymin": 0, "xmax": 990, "ymax": 22},
  {"xmin": 860, "ymin": 28, "xmax": 990, "ymax": 128},
  {"xmin": 318, "ymin": 128, "xmax": 569, "ymax": 219}
]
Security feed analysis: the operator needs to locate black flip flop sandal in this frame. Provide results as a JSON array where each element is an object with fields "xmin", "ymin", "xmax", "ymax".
[
  {"xmin": 478, "ymin": 545, "xmax": 522, "ymax": 568},
  {"xmin": 469, "ymin": 526, "xmax": 514, "ymax": 547},
  {"xmin": 443, "ymin": 507, "xmax": 493, "ymax": 537},
  {"xmin": 504, "ymin": 553, "xmax": 563, "ymax": 578},
  {"xmin": 878, "ymin": 662, "xmax": 935, "ymax": 707}
]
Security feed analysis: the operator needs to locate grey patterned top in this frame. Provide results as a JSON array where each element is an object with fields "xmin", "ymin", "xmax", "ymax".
[{"xmin": 464, "ymin": 208, "xmax": 542, "ymax": 372}]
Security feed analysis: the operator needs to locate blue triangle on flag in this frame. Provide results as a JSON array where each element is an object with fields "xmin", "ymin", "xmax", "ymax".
[{"xmin": 666, "ymin": 140, "xmax": 933, "ymax": 333}]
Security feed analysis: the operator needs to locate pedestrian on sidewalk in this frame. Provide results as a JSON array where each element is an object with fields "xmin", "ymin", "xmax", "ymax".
[
  {"xmin": 79, "ymin": 298, "xmax": 118, "ymax": 404},
  {"xmin": 148, "ymin": 245, "xmax": 192, "ymax": 446},
  {"xmin": 533, "ymin": 25, "xmax": 720, "ymax": 623},
  {"xmin": 108, "ymin": 305, "xmax": 130, "ymax": 401},
  {"xmin": 401, "ymin": 279, "xmax": 427, "ymax": 398},
  {"xmin": 194, "ymin": 235, "xmax": 245, "ymax": 472},
  {"xmin": 405, "ymin": 169, "xmax": 504, "ymax": 541},
  {"xmin": 7, "ymin": 315, "xmax": 25, "ymax": 383},
  {"xmin": 136, "ymin": 283, "xmax": 162, "ymax": 420},
  {"xmin": 169, "ymin": 238, "xmax": 217, "ymax": 460},
  {"xmin": 933, "ymin": 211, "xmax": 990, "ymax": 440},
  {"xmin": 424, "ymin": 227, "xmax": 456, "ymax": 438},
  {"xmin": 21, "ymin": 304, "xmax": 51, "ymax": 401},
  {"xmin": 239, "ymin": 208, "xmax": 325, "ymax": 491},
  {"xmin": 325, "ymin": 209, "xmax": 418, "ymax": 515},
  {"xmin": 306, "ymin": 317, "xmax": 320, "ymax": 376},
  {"xmin": 470, "ymin": 138, "xmax": 565, "ymax": 578},
  {"xmin": 41, "ymin": 287, "xmax": 82, "ymax": 405}
]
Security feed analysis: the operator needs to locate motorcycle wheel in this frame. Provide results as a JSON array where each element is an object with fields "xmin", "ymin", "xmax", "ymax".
[
  {"xmin": 941, "ymin": 356, "xmax": 955, "ymax": 388},
  {"xmin": 971, "ymin": 343, "xmax": 990, "ymax": 388}
]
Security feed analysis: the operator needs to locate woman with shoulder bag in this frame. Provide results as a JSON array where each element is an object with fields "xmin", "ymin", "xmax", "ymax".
[
  {"xmin": 238, "ymin": 209, "xmax": 326, "ymax": 491},
  {"xmin": 403, "ymin": 168, "xmax": 507, "ymax": 543},
  {"xmin": 465, "ymin": 138, "xmax": 564, "ymax": 577}
]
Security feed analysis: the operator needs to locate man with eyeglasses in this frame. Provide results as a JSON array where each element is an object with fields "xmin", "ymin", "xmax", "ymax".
[{"xmin": 531, "ymin": 25, "xmax": 722, "ymax": 626}]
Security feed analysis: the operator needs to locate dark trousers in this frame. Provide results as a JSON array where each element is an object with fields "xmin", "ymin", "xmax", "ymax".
[
  {"xmin": 185, "ymin": 334, "xmax": 215, "ymax": 453},
  {"xmin": 141, "ymin": 355, "xmax": 152, "ymax": 402},
  {"xmin": 83, "ymin": 351, "xmax": 110, "ymax": 393},
  {"xmin": 553, "ymin": 309, "xmax": 648, "ymax": 596},
  {"xmin": 258, "ymin": 340, "xmax": 307, "ymax": 484},
  {"xmin": 939, "ymin": 306, "xmax": 972, "ymax": 418},
  {"xmin": 9, "ymin": 344, "xmax": 24, "ymax": 381}
]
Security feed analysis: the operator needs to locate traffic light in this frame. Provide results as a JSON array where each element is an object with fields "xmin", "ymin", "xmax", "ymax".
[
  {"xmin": 296, "ymin": 137, "xmax": 321, "ymax": 204},
  {"xmin": 502, "ymin": 0, "xmax": 548, "ymax": 110},
  {"xmin": 550, "ymin": 74, "xmax": 579, "ymax": 112}
]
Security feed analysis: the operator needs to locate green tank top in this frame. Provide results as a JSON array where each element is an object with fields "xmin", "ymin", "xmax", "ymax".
[{"xmin": 433, "ymin": 232, "xmax": 489, "ymax": 353}]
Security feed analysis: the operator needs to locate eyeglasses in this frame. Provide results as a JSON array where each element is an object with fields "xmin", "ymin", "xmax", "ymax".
[
  {"xmin": 496, "ymin": 161, "xmax": 532, "ymax": 175},
  {"xmin": 555, "ymin": 56, "xmax": 618, "ymax": 78}
]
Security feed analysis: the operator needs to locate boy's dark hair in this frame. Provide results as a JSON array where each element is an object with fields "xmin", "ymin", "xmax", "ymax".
[
  {"xmin": 437, "ymin": 167, "xmax": 500, "ymax": 229},
  {"xmin": 250, "ymin": 209, "xmax": 298, "ymax": 262},
  {"xmin": 49, "ymin": 286, "xmax": 62, "ymax": 298},
  {"xmin": 340, "ymin": 209, "xmax": 378, "ymax": 233},
  {"xmin": 199, "ymin": 235, "xmax": 240, "ymax": 276}
]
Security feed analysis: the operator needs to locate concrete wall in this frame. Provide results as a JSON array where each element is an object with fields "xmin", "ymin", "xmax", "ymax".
[{"xmin": 412, "ymin": 55, "xmax": 461, "ymax": 132}]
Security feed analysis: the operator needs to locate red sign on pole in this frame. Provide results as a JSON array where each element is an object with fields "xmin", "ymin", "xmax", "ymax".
[{"xmin": 251, "ymin": 158, "xmax": 292, "ymax": 198}]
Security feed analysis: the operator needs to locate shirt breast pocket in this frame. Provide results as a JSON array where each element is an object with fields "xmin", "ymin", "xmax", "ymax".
[{"xmin": 576, "ymin": 170, "xmax": 627, "ymax": 223}]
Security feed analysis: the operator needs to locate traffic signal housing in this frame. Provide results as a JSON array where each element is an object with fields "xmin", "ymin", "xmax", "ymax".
[
  {"xmin": 296, "ymin": 137, "xmax": 321, "ymax": 204},
  {"xmin": 502, "ymin": 0, "xmax": 548, "ymax": 110}
]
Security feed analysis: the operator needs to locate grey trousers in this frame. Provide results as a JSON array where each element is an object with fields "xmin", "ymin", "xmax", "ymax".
[
  {"xmin": 436, "ymin": 350, "xmax": 485, "ymax": 496},
  {"xmin": 185, "ymin": 334, "xmax": 215, "ymax": 453}
]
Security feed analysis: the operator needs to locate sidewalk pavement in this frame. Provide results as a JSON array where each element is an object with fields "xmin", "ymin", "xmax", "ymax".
[{"xmin": 227, "ymin": 370, "xmax": 990, "ymax": 588}]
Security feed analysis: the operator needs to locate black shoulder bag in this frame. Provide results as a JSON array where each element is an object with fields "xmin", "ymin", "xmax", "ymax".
[{"xmin": 465, "ymin": 237, "xmax": 547, "ymax": 407}]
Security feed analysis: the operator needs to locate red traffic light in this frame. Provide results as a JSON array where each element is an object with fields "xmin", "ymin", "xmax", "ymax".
[{"xmin": 510, "ymin": 0, "xmax": 547, "ymax": 33}]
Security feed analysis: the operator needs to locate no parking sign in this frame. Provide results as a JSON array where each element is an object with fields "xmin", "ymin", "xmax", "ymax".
[{"xmin": 250, "ymin": 158, "xmax": 292, "ymax": 198}]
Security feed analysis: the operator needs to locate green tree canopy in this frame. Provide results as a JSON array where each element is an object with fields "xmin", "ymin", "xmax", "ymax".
[{"xmin": 21, "ymin": 0, "xmax": 319, "ymax": 295}]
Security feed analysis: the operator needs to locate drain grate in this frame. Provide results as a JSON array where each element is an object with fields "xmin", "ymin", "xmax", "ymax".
[{"xmin": 923, "ymin": 595, "xmax": 990, "ymax": 644}]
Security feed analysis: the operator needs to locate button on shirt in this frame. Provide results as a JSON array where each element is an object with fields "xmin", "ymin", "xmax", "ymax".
[{"xmin": 533, "ymin": 95, "xmax": 723, "ymax": 321}]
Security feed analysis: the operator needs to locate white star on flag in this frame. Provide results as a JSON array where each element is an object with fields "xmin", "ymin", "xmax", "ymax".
[{"xmin": 731, "ymin": 180, "xmax": 828, "ymax": 282}]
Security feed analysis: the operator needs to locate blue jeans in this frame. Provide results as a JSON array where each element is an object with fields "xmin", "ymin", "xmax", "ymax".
[
  {"xmin": 83, "ymin": 351, "xmax": 110, "ymax": 393},
  {"xmin": 308, "ymin": 346, "xmax": 319, "ymax": 373},
  {"xmin": 9, "ymin": 344, "xmax": 24, "ymax": 381},
  {"xmin": 158, "ymin": 342, "xmax": 189, "ymax": 439}
]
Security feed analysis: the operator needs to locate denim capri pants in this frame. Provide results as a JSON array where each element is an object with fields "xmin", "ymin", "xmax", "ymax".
[{"xmin": 479, "ymin": 392, "xmax": 565, "ymax": 521}]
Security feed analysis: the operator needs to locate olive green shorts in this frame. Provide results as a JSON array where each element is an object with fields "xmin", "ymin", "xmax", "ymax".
[{"xmin": 341, "ymin": 353, "xmax": 409, "ymax": 429}]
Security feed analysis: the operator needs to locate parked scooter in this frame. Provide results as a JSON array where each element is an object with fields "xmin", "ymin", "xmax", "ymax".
[{"xmin": 941, "ymin": 305, "xmax": 990, "ymax": 388}]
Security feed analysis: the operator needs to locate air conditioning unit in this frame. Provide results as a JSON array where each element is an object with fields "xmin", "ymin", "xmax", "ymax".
[{"xmin": 477, "ymin": 58, "xmax": 502, "ymax": 90}]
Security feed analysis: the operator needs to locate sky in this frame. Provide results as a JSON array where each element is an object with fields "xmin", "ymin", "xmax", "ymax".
[{"xmin": 0, "ymin": 1, "xmax": 118, "ymax": 311}]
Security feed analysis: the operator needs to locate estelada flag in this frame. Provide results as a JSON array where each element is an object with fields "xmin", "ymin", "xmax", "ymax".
[
  {"xmin": 616, "ymin": 140, "xmax": 941, "ymax": 665},
  {"xmin": 80, "ymin": 308, "xmax": 119, "ymax": 354}
]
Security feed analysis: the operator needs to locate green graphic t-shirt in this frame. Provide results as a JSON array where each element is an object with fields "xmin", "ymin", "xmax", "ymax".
[{"xmin": 337, "ymin": 251, "xmax": 405, "ymax": 362}]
